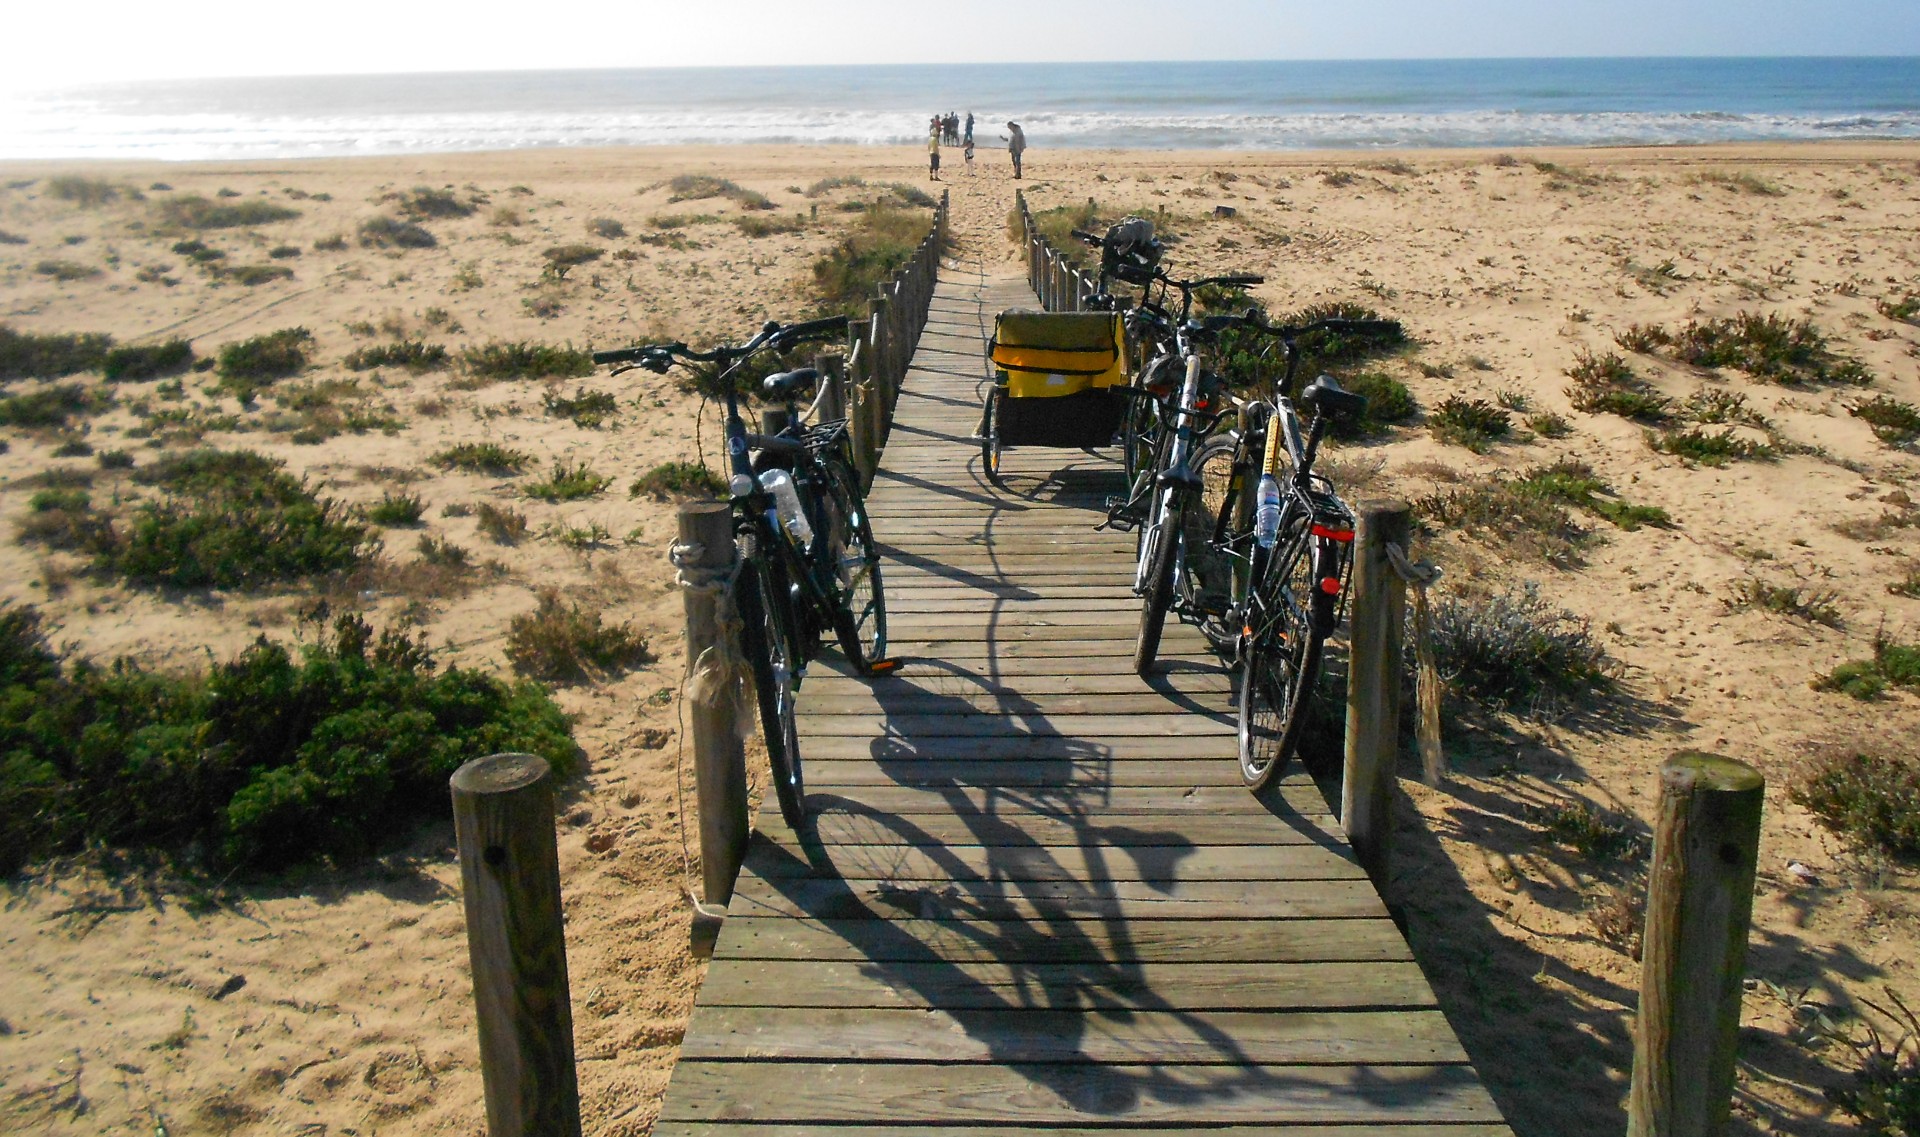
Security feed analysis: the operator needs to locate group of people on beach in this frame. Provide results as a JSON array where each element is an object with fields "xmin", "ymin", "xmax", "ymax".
[{"xmin": 927, "ymin": 110, "xmax": 1024, "ymax": 182}]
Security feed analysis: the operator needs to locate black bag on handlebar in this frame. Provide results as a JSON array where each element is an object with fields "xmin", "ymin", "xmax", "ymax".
[{"xmin": 1101, "ymin": 216, "xmax": 1163, "ymax": 286}]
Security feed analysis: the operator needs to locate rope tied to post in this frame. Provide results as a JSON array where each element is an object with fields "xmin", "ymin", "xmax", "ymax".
[
  {"xmin": 667, "ymin": 539, "xmax": 755, "ymax": 735},
  {"xmin": 1385, "ymin": 541, "xmax": 1448, "ymax": 787}
]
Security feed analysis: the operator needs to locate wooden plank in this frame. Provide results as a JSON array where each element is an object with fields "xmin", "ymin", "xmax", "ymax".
[
  {"xmin": 796, "ymin": 714, "xmax": 1235, "ymax": 738},
  {"xmin": 695, "ymin": 959, "xmax": 1429, "ymax": 1011},
  {"xmin": 802, "ymin": 671, "xmax": 1233, "ymax": 697},
  {"xmin": 679, "ymin": 1006, "xmax": 1470, "ymax": 1065},
  {"xmin": 659, "ymin": 1061, "xmax": 1502, "ymax": 1125},
  {"xmin": 800, "ymin": 691, "xmax": 1236, "ymax": 716},
  {"xmin": 797, "ymin": 780, "xmax": 1332, "ymax": 816},
  {"xmin": 711, "ymin": 915, "xmax": 1411, "ymax": 964},
  {"xmin": 725, "ymin": 874, "xmax": 1388, "ymax": 921},
  {"xmin": 757, "ymin": 809, "xmax": 1334, "ymax": 847},
  {"xmin": 797, "ymin": 735, "xmax": 1239, "ymax": 760},
  {"xmin": 744, "ymin": 840, "xmax": 1365, "ymax": 884}
]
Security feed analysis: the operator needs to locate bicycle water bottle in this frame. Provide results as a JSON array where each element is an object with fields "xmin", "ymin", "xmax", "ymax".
[
  {"xmin": 758, "ymin": 468, "xmax": 814, "ymax": 547},
  {"xmin": 1253, "ymin": 473, "xmax": 1282, "ymax": 549}
]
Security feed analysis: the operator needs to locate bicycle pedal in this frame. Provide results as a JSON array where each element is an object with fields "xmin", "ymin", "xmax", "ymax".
[{"xmin": 867, "ymin": 658, "xmax": 904, "ymax": 675}]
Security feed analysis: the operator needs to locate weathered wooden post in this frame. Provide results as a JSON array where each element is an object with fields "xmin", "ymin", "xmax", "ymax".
[
  {"xmin": 1628, "ymin": 752, "xmax": 1765, "ymax": 1137},
  {"xmin": 812, "ymin": 352, "xmax": 844, "ymax": 423},
  {"xmin": 1342, "ymin": 500, "xmax": 1410, "ymax": 894},
  {"xmin": 451, "ymin": 753, "xmax": 583, "ymax": 1137},
  {"xmin": 677, "ymin": 502, "xmax": 751, "ymax": 925}
]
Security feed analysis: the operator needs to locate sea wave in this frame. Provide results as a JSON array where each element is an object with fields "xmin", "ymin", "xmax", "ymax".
[{"xmin": 5, "ymin": 105, "xmax": 1920, "ymax": 161}]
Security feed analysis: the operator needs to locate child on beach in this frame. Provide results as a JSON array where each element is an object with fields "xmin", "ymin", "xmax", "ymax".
[
  {"xmin": 963, "ymin": 138, "xmax": 975, "ymax": 175},
  {"xmin": 928, "ymin": 128, "xmax": 941, "ymax": 180}
]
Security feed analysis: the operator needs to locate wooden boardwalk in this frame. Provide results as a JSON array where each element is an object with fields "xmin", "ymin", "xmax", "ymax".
[{"xmin": 653, "ymin": 269, "xmax": 1513, "ymax": 1135}]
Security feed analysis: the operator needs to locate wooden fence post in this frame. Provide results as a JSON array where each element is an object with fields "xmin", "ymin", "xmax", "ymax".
[
  {"xmin": 813, "ymin": 352, "xmax": 844, "ymax": 423},
  {"xmin": 1628, "ymin": 752, "xmax": 1765, "ymax": 1137},
  {"xmin": 677, "ymin": 503, "xmax": 750, "ymax": 922},
  {"xmin": 1342, "ymin": 500, "xmax": 1410, "ymax": 895},
  {"xmin": 451, "ymin": 753, "xmax": 583, "ymax": 1137}
]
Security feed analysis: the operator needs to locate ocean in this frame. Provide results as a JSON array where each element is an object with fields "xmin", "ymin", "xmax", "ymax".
[{"xmin": 4, "ymin": 57, "xmax": 1919, "ymax": 161}]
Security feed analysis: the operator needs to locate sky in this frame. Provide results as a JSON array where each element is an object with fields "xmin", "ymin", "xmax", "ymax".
[{"xmin": 6, "ymin": 0, "xmax": 1920, "ymax": 90}]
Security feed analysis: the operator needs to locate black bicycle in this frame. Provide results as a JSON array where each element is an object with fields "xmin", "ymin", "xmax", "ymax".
[
  {"xmin": 1182, "ymin": 317, "xmax": 1393, "ymax": 790},
  {"xmin": 592, "ymin": 318, "xmax": 889, "ymax": 827}
]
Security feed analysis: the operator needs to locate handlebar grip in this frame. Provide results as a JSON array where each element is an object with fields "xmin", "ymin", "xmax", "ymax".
[
  {"xmin": 591, "ymin": 347, "xmax": 644, "ymax": 365},
  {"xmin": 1070, "ymin": 229, "xmax": 1103, "ymax": 245},
  {"xmin": 1317, "ymin": 319, "xmax": 1400, "ymax": 334},
  {"xmin": 744, "ymin": 432, "xmax": 807, "ymax": 459},
  {"xmin": 1216, "ymin": 275, "xmax": 1265, "ymax": 287}
]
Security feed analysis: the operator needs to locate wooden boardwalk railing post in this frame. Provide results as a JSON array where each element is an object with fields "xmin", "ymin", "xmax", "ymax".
[
  {"xmin": 813, "ymin": 352, "xmax": 844, "ymax": 423},
  {"xmin": 1342, "ymin": 500, "xmax": 1411, "ymax": 895},
  {"xmin": 450, "ymin": 753, "xmax": 583, "ymax": 1137},
  {"xmin": 677, "ymin": 502, "xmax": 750, "ymax": 920},
  {"xmin": 1628, "ymin": 752, "xmax": 1765, "ymax": 1137}
]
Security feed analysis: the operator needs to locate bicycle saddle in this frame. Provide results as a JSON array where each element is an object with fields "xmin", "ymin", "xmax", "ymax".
[
  {"xmin": 763, "ymin": 367, "xmax": 820, "ymax": 396},
  {"xmin": 1302, "ymin": 373, "xmax": 1368, "ymax": 418}
]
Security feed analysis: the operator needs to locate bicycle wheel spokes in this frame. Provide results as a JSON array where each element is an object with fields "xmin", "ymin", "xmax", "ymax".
[
  {"xmin": 1236, "ymin": 522, "xmax": 1320, "ymax": 791},
  {"xmin": 824, "ymin": 457, "xmax": 888, "ymax": 671}
]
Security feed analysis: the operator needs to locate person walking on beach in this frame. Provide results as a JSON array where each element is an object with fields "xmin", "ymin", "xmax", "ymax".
[
  {"xmin": 963, "ymin": 111, "xmax": 974, "ymax": 145},
  {"xmin": 963, "ymin": 137, "xmax": 975, "ymax": 175},
  {"xmin": 1001, "ymin": 121, "xmax": 1027, "ymax": 179},
  {"xmin": 928, "ymin": 126, "xmax": 942, "ymax": 180}
]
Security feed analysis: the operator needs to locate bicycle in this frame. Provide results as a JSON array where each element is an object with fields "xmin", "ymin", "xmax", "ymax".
[
  {"xmin": 591, "ymin": 317, "xmax": 890, "ymax": 828},
  {"xmin": 1181, "ymin": 316, "xmax": 1393, "ymax": 790},
  {"xmin": 1078, "ymin": 240, "xmax": 1265, "ymax": 675}
]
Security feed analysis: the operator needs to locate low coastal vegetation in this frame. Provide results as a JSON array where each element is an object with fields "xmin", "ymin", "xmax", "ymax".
[
  {"xmin": 506, "ymin": 589, "xmax": 654, "ymax": 683},
  {"xmin": 1616, "ymin": 311, "xmax": 1871, "ymax": 386},
  {"xmin": 0, "ymin": 605, "xmax": 575, "ymax": 872}
]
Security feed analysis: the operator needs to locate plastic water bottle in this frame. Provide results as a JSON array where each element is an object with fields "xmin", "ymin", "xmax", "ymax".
[
  {"xmin": 758, "ymin": 469, "xmax": 814, "ymax": 547},
  {"xmin": 1253, "ymin": 474, "xmax": 1282, "ymax": 549}
]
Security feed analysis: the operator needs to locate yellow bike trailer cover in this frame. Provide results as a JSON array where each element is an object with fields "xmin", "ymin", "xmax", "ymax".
[{"xmin": 989, "ymin": 310, "xmax": 1126, "ymax": 398}]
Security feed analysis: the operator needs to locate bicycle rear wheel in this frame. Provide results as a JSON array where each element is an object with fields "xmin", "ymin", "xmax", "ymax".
[
  {"xmin": 821, "ymin": 454, "xmax": 888, "ymax": 672},
  {"xmin": 1237, "ymin": 523, "xmax": 1324, "ymax": 792},
  {"xmin": 735, "ymin": 530, "xmax": 806, "ymax": 828},
  {"xmin": 980, "ymin": 386, "xmax": 1004, "ymax": 483},
  {"xmin": 1185, "ymin": 434, "xmax": 1246, "ymax": 648}
]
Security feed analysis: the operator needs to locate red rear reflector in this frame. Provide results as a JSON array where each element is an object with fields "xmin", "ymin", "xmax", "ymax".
[
  {"xmin": 1319, "ymin": 577, "xmax": 1341, "ymax": 595},
  {"xmin": 1311, "ymin": 524, "xmax": 1355, "ymax": 541}
]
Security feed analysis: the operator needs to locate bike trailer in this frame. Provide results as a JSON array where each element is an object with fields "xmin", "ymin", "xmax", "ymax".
[{"xmin": 980, "ymin": 309, "xmax": 1128, "ymax": 475}]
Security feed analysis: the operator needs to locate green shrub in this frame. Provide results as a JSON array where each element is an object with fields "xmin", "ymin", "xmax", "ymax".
[
  {"xmin": 1323, "ymin": 372, "xmax": 1416, "ymax": 441},
  {"xmin": 432, "ymin": 442, "xmax": 534, "ymax": 474},
  {"xmin": 221, "ymin": 263, "xmax": 295, "ymax": 287},
  {"xmin": 1276, "ymin": 301, "xmax": 1407, "ymax": 369},
  {"xmin": 523, "ymin": 459, "xmax": 610, "ymax": 502},
  {"xmin": 394, "ymin": 186, "xmax": 474, "ymax": 220},
  {"xmin": 344, "ymin": 340, "xmax": 448, "ymax": 373},
  {"xmin": 0, "ymin": 384, "xmax": 113, "ymax": 428},
  {"xmin": 461, "ymin": 341, "xmax": 592, "ymax": 381},
  {"xmin": 216, "ymin": 328, "xmax": 312, "ymax": 401},
  {"xmin": 171, "ymin": 238, "xmax": 225, "ymax": 263},
  {"xmin": 1565, "ymin": 350, "xmax": 1672, "ymax": 421},
  {"xmin": 586, "ymin": 217, "xmax": 626, "ymax": 238},
  {"xmin": 358, "ymin": 216, "xmax": 436, "ymax": 249},
  {"xmin": 0, "ymin": 326, "xmax": 113, "ymax": 380},
  {"xmin": 506, "ymin": 590, "xmax": 654, "ymax": 683},
  {"xmin": 542, "ymin": 389, "xmax": 617, "ymax": 428},
  {"xmin": 1615, "ymin": 323, "xmax": 1673, "ymax": 354},
  {"xmin": 1680, "ymin": 387, "xmax": 1770, "ymax": 428},
  {"xmin": 1427, "ymin": 395, "xmax": 1511, "ymax": 452},
  {"xmin": 1879, "ymin": 293, "xmax": 1920, "ymax": 324},
  {"xmin": 367, "ymin": 491, "xmax": 426, "ymax": 527},
  {"xmin": 1527, "ymin": 411, "xmax": 1573, "ymax": 438},
  {"xmin": 1536, "ymin": 799, "xmax": 1645, "ymax": 861},
  {"xmin": 103, "ymin": 339, "xmax": 194, "ymax": 382},
  {"xmin": 1429, "ymin": 583, "xmax": 1617, "ymax": 709},
  {"xmin": 1824, "ymin": 989, "xmax": 1920, "ymax": 1133},
  {"xmin": 736, "ymin": 213, "xmax": 807, "ymax": 238},
  {"xmin": 33, "ymin": 259, "xmax": 100, "ymax": 282},
  {"xmin": 0, "ymin": 230, "xmax": 24, "ymax": 245},
  {"xmin": 1853, "ymin": 396, "xmax": 1920, "ymax": 448},
  {"xmin": 314, "ymin": 234, "xmax": 348, "ymax": 252},
  {"xmin": 45, "ymin": 176, "xmax": 121, "ymax": 206},
  {"xmin": 105, "ymin": 449, "xmax": 374, "ymax": 589},
  {"xmin": 268, "ymin": 244, "xmax": 301, "ymax": 259},
  {"xmin": 813, "ymin": 205, "xmax": 933, "ymax": 314},
  {"xmin": 98, "ymin": 449, "xmax": 135, "ymax": 470},
  {"xmin": 631, "ymin": 461, "xmax": 724, "ymax": 499},
  {"xmin": 1688, "ymin": 169, "xmax": 1786, "ymax": 197},
  {"xmin": 474, "ymin": 501, "xmax": 530, "ymax": 544},
  {"xmin": 1814, "ymin": 636, "xmax": 1920, "ymax": 701},
  {"xmin": 1645, "ymin": 426, "xmax": 1775, "ymax": 466},
  {"xmin": 16, "ymin": 487, "xmax": 111, "ymax": 550},
  {"xmin": 664, "ymin": 174, "xmax": 773, "ymax": 210},
  {"xmin": 1792, "ymin": 746, "xmax": 1920, "ymax": 858},
  {"xmin": 1663, "ymin": 312, "xmax": 1870, "ymax": 386},
  {"xmin": 157, "ymin": 195, "xmax": 299, "ymax": 229},
  {"xmin": 806, "ymin": 175, "xmax": 866, "ymax": 196},
  {"xmin": 0, "ymin": 606, "xmax": 575, "ymax": 872}
]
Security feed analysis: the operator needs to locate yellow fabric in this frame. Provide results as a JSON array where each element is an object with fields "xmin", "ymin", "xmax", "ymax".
[{"xmin": 989, "ymin": 310, "xmax": 1126, "ymax": 397}]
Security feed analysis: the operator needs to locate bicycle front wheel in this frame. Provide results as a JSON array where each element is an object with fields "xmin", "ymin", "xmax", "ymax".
[
  {"xmin": 821, "ymin": 454, "xmax": 888, "ymax": 672},
  {"xmin": 1237, "ymin": 524, "xmax": 1325, "ymax": 792},
  {"xmin": 736, "ymin": 531, "xmax": 806, "ymax": 829},
  {"xmin": 1133, "ymin": 501, "xmax": 1181, "ymax": 676}
]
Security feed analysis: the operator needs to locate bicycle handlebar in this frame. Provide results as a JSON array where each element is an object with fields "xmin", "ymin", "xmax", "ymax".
[
  {"xmin": 1069, "ymin": 229, "xmax": 1103, "ymax": 246},
  {"xmin": 592, "ymin": 315, "xmax": 850, "ymax": 371}
]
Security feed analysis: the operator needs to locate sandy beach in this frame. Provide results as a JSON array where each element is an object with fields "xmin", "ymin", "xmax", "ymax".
[{"xmin": 2, "ymin": 139, "xmax": 1919, "ymax": 1135}]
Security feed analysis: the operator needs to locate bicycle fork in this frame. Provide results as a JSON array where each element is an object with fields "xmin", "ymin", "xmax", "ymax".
[{"xmin": 1133, "ymin": 354, "xmax": 1207, "ymax": 594}]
